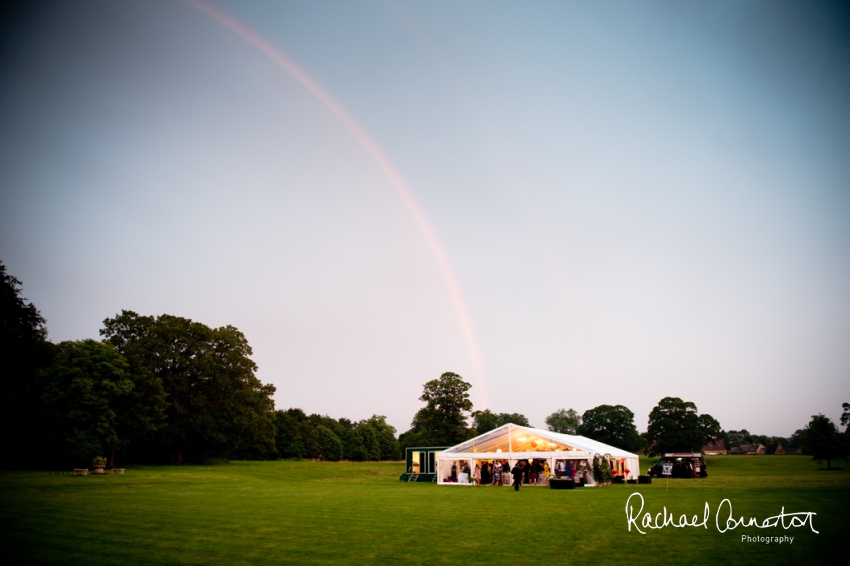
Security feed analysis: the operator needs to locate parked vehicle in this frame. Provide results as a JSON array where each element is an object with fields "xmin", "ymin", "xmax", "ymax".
[{"xmin": 648, "ymin": 452, "xmax": 707, "ymax": 478}]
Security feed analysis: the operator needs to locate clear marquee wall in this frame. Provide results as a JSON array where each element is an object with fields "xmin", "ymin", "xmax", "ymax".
[{"xmin": 436, "ymin": 424, "xmax": 641, "ymax": 486}]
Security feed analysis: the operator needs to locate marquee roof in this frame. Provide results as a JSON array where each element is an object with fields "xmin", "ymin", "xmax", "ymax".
[{"xmin": 441, "ymin": 423, "xmax": 639, "ymax": 458}]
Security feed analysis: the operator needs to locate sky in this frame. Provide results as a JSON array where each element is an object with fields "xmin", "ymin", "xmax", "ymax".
[{"xmin": 1, "ymin": 0, "xmax": 848, "ymax": 437}]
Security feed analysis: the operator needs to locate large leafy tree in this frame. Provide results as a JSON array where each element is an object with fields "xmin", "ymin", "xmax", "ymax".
[
  {"xmin": 545, "ymin": 408, "xmax": 580, "ymax": 434},
  {"xmin": 361, "ymin": 415, "xmax": 399, "ymax": 460},
  {"xmin": 472, "ymin": 409, "xmax": 531, "ymax": 435},
  {"xmin": 471, "ymin": 409, "xmax": 500, "ymax": 435},
  {"xmin": 724, "ymin": 430, "xmax": 776, "ymax": 448},
  {"xmin": 273, "ymin": 411, "xmax": 399, "ymax": 461},
  {"xmin": 577, "ymin": 404, "xmax": 642, "ymax": 452},
  {"xmin": 402, "ymin": 372, "xmax": 473, "ymax": 447},
  {"xmin": 841, "ymin": 403, "xmax": 850, "ymax": 434},
  {"xmin": 315, "ymin": 425, "xmax": 343, "ymax": 461},
  {"xmin": 793, "ymin": 414, "xmax": 849, "ymax": 470},
  {"xmin": 274, "ymin": 411, "xmax": 308, "ymax": 459},
  {"xmin": 497, "ymin": 412, "xmax": 530, "ymax": 427},
  {"xmin": 359, "ymin": 424, "xmax": 381, "ymax": 460},
  {"xmin": 101, "ymin": 310, "xmax": 277, "ymax": 463},
  {"xmin": 645, "ymin": 397, "xmax": 721, "ymax": 455},
  {"xmin": 322, "ymin": 416, "xmax": 374, "ymax": 461},
  {"xmin": 724, "ymin": 429, "xmax": 753, "ymax": 447},
  {"xmin": 334, "ymin": 417, "xmax": 365, "ymax": 461},
  {"xmin": 39, "ymin": 340, "xmax": 162, "ymax": 466},
  {"xmin": 274, "ymin": 409, "xmax": 319, "ymax": 459},
  {"xmin": 0, "ymin": 262, "xmax": 55, "ymax": 467}
]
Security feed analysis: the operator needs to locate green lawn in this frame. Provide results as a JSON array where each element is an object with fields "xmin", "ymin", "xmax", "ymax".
[{"xmin": 1, "ymin": 456, "xmax": 847, "ymax": 564}]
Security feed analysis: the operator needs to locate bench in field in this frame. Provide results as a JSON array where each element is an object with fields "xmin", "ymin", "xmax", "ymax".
[{"xmin": 72, "ymin": 469, "xmax": 89, "ymax": 476}]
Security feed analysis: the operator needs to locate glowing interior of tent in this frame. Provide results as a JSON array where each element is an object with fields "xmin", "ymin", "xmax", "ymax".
[{"xmin": 435, "ymin": 424, "xmax": 641, "ymax": 487}]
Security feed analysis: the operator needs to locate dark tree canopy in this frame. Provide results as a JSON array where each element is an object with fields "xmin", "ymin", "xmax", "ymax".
[
  {"xmin": 0, "ymin": 262, "xmax": 47, "ymax": 345},
  {"xmin": 472, "ymin": 409, "xmax": 500, "ymax": 434},
  {"xmin": 645, "ymin": 397, "xmax": 721, "ymax": 455},
  {"xmin": 273, "ymin": 410, "xmax": 398, "ymax": 461},
  {"xmin": 793, "ymin": 413, "xmax": 849, "ymax": 470},
  {"xmin": 496, "ymin": 412, "xmax": 531, "ymax": 428},
  {"xmin": 101, "ymin": 310, "xmax": 276, "ymax": 463},
  {"xmin": 364, "ymin": 415, "xmax": 400, "ymax": 460},
  {"xmin": 317, "ymin": 415, "xmax": 380, "ymax": 461},
  {"xmin": 0, "ymin": 262, "xmax": 55, "ymax": 467},
  {"xmin": 841, "ymin": 403, "xmax": 850, "ymax": 434},
  {"xmin": 275, "ymin": 409, "xmax": 319, "ymax": 459},
  {"xmin": 724, "ymin": 430, "xmax": 777, "ymax": 448},
  {"xmin": 315, "ymin": 425, "xmax": 343, "ymax": 461},
  {"xmin": 1, "ymin": 265, "xmax": 406, "ymax": 467},
  {"xmin": 545, "ymin": 408, "xmax": 580, "ymax": 434},
  {"xmin": 724, "ymin": 429, "xmax": 753, "ymax": 447},
  {"xmin": 576, "ymin": 404, "xmax": 642, "ymax": 452},
  {"xmin": 472, "ymin": 409, "xmax": 531, "ymax": 435},
  {"xmin": 39, "ymin": 339, "xmax": 164, "ymax": 467}
]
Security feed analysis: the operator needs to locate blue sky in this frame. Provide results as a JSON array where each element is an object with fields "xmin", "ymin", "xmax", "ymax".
[{"xmin": 1, "ymin": 0, "xmax": 848, "ymax": 435}]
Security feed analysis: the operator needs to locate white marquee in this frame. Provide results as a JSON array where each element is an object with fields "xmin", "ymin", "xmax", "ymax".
[{"xmin": 436, "ymin": 423, "xmax": 641, "ymax": 486}]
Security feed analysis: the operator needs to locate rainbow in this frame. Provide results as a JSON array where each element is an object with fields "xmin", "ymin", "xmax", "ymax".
[{"xmin": 182, "ymin": 0, "xmax": 487, "ymax": 402}]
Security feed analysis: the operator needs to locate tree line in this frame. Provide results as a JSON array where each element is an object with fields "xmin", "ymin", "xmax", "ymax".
[
  {"xmin": 0, "ymin": 262, "xmax": 398, "ymax": 468},
  {"xmin": 274, "ymin": 410, "xmax": 398, "ymax": 461},
  {"xmin": 397, "ymin": 372, "xmax": 850, "ymax": 469},
  {"xmin": 396, "ymin": 372, "xmax": 722, "ymax": 455},
  {"xmin": 3, "ymin": 262, "xmax": 846, "ymax": 469}
]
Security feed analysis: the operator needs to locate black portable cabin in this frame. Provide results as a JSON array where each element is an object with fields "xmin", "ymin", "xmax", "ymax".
[{"xmin": 400, "ymin": 446, "xmax": 449, "ymax": 482}]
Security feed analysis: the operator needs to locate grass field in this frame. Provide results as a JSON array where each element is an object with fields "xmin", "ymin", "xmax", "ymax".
[{"xmin": 1, "ymin": 456, "xmax": 848, "ymax": 564}]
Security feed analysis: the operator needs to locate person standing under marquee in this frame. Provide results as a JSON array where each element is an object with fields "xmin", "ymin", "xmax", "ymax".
[{"xmin": 511, "ymin": 462, "xmax": 524, "ymax": 491}]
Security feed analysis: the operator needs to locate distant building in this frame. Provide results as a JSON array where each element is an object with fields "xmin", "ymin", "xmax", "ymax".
[
  {"xmin": 702, "ymin": 438, "xmax": 728, "ymax": 455},
  {"xmin": 739, "ymin": 443, "xmax": 766, "ymax": 455},
  {"xmin": 730, "ymin": 446, "xmax": 742, "ymax": 454},
  {"xmin": 766, "ymin": 441, "xmax": 787, "ymax": 455}
]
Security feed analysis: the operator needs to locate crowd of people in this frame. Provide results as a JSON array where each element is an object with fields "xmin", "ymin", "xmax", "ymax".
[{"xmin": 446, "ymin": 459, "xmax": 590, "ymax": 490}]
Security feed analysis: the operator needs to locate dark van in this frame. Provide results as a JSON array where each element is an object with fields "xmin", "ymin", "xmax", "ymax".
[{"xmin": 648, "ymin": 453, "xmax": 707, "ymax": 478}]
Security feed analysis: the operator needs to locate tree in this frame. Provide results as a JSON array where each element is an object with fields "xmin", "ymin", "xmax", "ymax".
[
  {"xmin": 273, "ymin": 411, "xmax": 398, "ymax": 461},
  {"xmin": 793, "ymin": 414, "xmax": 849, "ymax": 470},
  {"xmin": 0, "ymin": 262, "xmax": 55, "ymax": 467},
  {"xmin": 645, "ymin": 397, "xmax": 721, "ymax": 456},
  {"xmin": 101, "ymin": 310, "xmax": 277, "ymax": 463},
  {"xmin": 472, "ymin": 410, "xmax": 531, "ymax": 435},
  {"xmin": 274, "ymin": 411, "xmax": 307, "ymax": 459},
  {"xmin": 273, "ymin": 408, "xmax": 320, "ymax": 459},
  {"xmin": 315, "ymin": 425, "xmax": 343, "ymax": 461},
  {"xmin": 39, "ymin": 340, "xmax": 151, "ymax": 467},
  {"xmin": 362, "ymin": 415, "xmax": 399, "ymax": 460},
  {"xmin": 841, "ymin": 403, "xmax": 850, "ymax": 434},
  {"xmin": 403, "ymin": 372, "xmax": 473, "ymax": 447},
  {"xmin": 348, "ymin": 444, "xmax": 370, "ymax": 461},
  {"xmin": 472, "ymin": 409, "xmax": 500, "ymax": 435},
  {"xmin": 749, "ymin": 434, "xmax": 772, "ymax": 446},
  {"xmin": 698, "ymin": 413, "xmax": 722, "ymax": 445},
  {"xmin": 545, "ymin": 408, "xmax": 580, "ymax": 434},
  {"xmin": 112, "ymin": 359, "xmax": 168, "ymax": 465},
  {"xmin": 359, "ymin": 423, "xmax": 381, "ymax": 460},
  {"xmin": 496, "ymin": 412, "xmax": 530, "ymax": 427},
  {"xmin": 335, "ymin": 418, "xmax": 364, "ymax": 461},
  {"xmin": 724, "ymin": 429, "xmax": 753, "ymax": 447},
  {"xmin": 333, "ymin": 416, "xmax": 395, "ymax": 461},
  {"xmin": 577, "ymin": 405, "xmax": 642, "ymax": 452}
]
